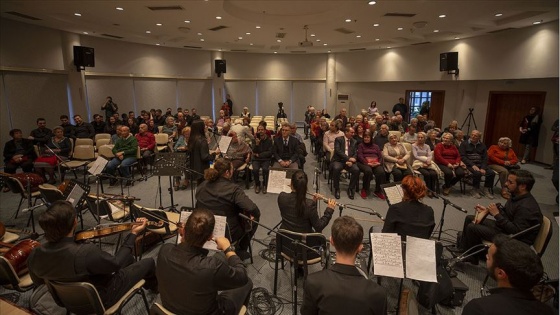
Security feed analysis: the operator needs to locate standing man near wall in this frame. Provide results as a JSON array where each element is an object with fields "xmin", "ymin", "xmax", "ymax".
[
  {"xmin": 226, "ymin": 94, "xmax": 234, "ymax": 116},
  {"xmin": 101, "ymin": 96, "xmax": 118, "ymax": 121},
  {"xmin": 392, "ymin": 97, "xmax": 408, "ymax": 121}
]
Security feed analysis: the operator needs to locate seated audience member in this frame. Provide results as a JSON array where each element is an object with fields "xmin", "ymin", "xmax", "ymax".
[
  {"xmin": 34, "ymin": 126, "xmax": 71, "ymax": 184},
  {"xmin": 173, "ymin": 107, "xmax": 182, "ymax": 120},
  {"xmin": 309, "ymin": 115, "xmax": 321, "ymax": 147},
  {"xmin": 426, "ymin": 129, "xmax": 440, "ymax": 150},
  {"xmin": 382, "ymin": 175, "xmax": 435, "ymax": 238},
  {"xmin": 4, "ymin": 127, "xmax": 36, "ymax": 179},
  {"xmin": 29, "ymin": 118, "xmax": 53, "ymax": 145},
  {"xmin": 417, "ymin": 115, "xmax": 428, "ymax": 131},
  {"xmin": 147, "ymin": 119, "xmax": 158, "ymax": 134},
  {"xmin": 217, "ymin": 110, "xmax": 227, "ymax": 127},
  {"xmin": 372, "ymin": 124, "xmax": 389, "ymax": 149},
  {"xmin": 374, "ymin": 115, "xmax": 384, "ymax": 131},
  {"xmin": 354, "ymin": 124, "xmax": 365, "ymax": 145},
  {"xmin": 113, "ymin": 112, "xmax": 123, "ymax": 125},
  {"xmin": 241, "ymin": 106, "xmax": 251, "ymax": 119},
  {"xmin": 28, "ymin": 201, "xmax": 157, "ymax": 308},
  {"xmin": 224, "ymin": 131, "xmax": 252, "ymax": 178},
  {"xmin": 357, "ymin": 131, "xmax": 386, "ymax": 200},
  {"xmin": 157, "ymin": 209, "xmax": 252, "ymax": 315},
  {"xmin": 173, "ymin": 126, "xmax": 191, "ymax": 190},
  {"xmin": 407, "ymin": 117, "xmax": 418, "ymax": 131},
  {"xmin": 412, "ymin": 132, "xmax": 440, "ymax": 197},
  {"xmin": 290, "ymin": 123, "xmax": 307, "ymax": 168},
  {"xmin": 455, "ymin": 170, "xmax": 542, "ymax": 264},
  {"xmin": 231, "ymin": 118, "xmax": 254, "ymax": 143},
  {"xmin": 161, "ymin": 116, "xmax": 178, "ymax": 142},
  {"xmin": 322, "ymin": 120, "xmax": 344, "ymax": 161},
  {"xmin": 190, "ymin": 108, "xmax": 201, "ymax": 122},
  {"xmin": 138, "ymin": 110, "xmax": 151, "ymax": 126},
  {"xmin": 91, "ymin": 114, "xmax": 106, "ymax": 135},
  {"xmin": 434, "ymin": 132, "xmax": 466, "ymax": 195},
  {"xmin": 195, "ymin": 158, "xmax": 261, "ymax": 259},
  {"xmin": 402, "ymin": 125, "xmax": 418, "ymax": 144},
  {"xmin": 110, "ymin": 125, "xmax": 123, "ymax": 144},
  {"xmin": 221, "ymin": 122, "xmax": 232, "ymax": 136},
  {"xmin": 152, "ymin": 109, "xmax": 166, "ymax": 127},
  {"xmin": 258, "ymin": 120, "xmax": 273, "ymax": 137},
  {"xmin": 383, "ymin": 133, "xmax": 412, "ymax": 182},
  {"xmin": 444, "ymin": 120, "xmax": 459, "ymax": 134},
  {"xmin": 334, "ymin": 108, "xmax": 348, "ymax": 128},
  {"xmin": 272, "ymin": 123, "xmax": 299, "ymax": 169},
  {"xmin": 205, "ymin": 119, "xmax": 219, "ymax": 151},
  {"xmin": 459, "ymin": 130, "xmax": 495, "ymax": 199},
  {"xmin": 488, "ymin": 137, "xmax": 520, "ymax": 199},
  {"xmin": 126, "ymin": 117, "xmax": 139, "ymax": 135},
  {"xmin": 303, "ymin": 106, "xmax": 315, "ymax": 140},
  {"xmin": 72, "ymin": 114, "xmax": 95, "ymax": 139},
  {"xmin": 104, "ymin": 116, "xmax": 118, "ymax": 135},
  {"xmin": 279, "ymin": 170, "xmax": 335, "ymax": 233},
  {"xmin": 136, "ymin": 123, "xmax": 155, "ymax": 173},
  {"xmin": 454, "ymin": 129, "xmax": 465, "ymax": 148},
  {"xmin": 301, "ymin": 216, "xmax": 387, "ymax": 315},
  {"xmin": 103, "ymin": 126, "xmax": 138, "ymax": 186},
  {"xmin": 332, "ymin": 127, "xmax": 360, "ymax": 200},
  {"xmin": 252, "ymin": 125, "xmax": 273, "ymax": 194},
  {"xmin": 176, "ymin": 111, "xmax": 187, "ymax": 131},
  {"xmin": 461, "ymin": 235, "xmax": 554, "ymax": 315},
  {"xmin": 354, "ymin": 114, "xmax": 370, "ymax": 132},
  {"xmin": 59, "ymin": 115, "xmax": 75, "ymax": 138}
]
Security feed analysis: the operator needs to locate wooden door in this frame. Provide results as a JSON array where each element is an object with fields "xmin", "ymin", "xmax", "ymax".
[
  {"xmin": 429, "ymin": 91, "xmax": 445, "ymax": 128},
  {"xmin": 484, "ymin": 92, "xmax": 546, "ymax": 161}
]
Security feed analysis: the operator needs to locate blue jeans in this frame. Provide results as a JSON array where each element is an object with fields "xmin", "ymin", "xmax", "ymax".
[{"xmin": 105, "ymin": 156, "xmax": 136, "ymax": 178}]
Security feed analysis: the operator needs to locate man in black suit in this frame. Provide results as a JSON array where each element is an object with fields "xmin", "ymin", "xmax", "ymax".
[
  {"xmin": 301, "ymin": 216, "xmax": 387, "ymax": 315},
  {"xmin": 332, "ymin": 127, "xmax": 360, "ymax": 199},
  {"xmin": 272, "ymin": 123, "xmax": 299, "ymax": 169}
]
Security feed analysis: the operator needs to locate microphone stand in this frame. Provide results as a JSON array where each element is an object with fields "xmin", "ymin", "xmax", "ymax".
[
  {"xmin": 43, "ymin": 143, "xmax": 67, "ymax": 183},
  {"xmin": 174, "ymin": 163, "xmax": 204, "ymax": 211},
  {"xmin": 427, "ymin": 188, "xmax": 467, "ymax": 241},
  {"xmin": 239, "ymin": 213, "xmax": 322, "ymax": 315}
]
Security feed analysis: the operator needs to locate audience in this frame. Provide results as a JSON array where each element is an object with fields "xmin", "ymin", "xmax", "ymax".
[
  {"xmin": 331, "ymin": 127, "xmax": 360, "ymax": 200},
  {"xmin": 488, "ymin": 137, "xmax": 520, "ymax": 199},
  {"xmin": 459, "ymin": 130, "xmax": 495, "ymax": 199},
  {"xmin": 28, "ymin": 118, "xmax": 52, "ymax": 145},
  {"xmin": 251, "ymin": 125, "xmax": 273, "ymax": 194},
  {"xmin": 34, "ymin": 126, "xmax": 71, "ymax": 184},
  {"xmin": 382, "ymin": 133, "xmax": 412, "ymax": 182},
  {"xmin": 357, "ymin": 131, "xmax": 386, "ymax": 200},
  {"xmin": 3, "ymin": 128, "xmax": 36, "ymax": 175},
  {"xmin": 435, "ymin": 132, "xmax": 466, "ymax": 195},
  {"xmin": 412, "ymin": 131, "xmax": 440, "ymax": 197}
]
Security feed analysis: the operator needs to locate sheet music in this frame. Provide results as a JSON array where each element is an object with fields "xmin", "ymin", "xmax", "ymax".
[
  {"xmin": 218, "ymin": 136, "xmax": 232, "ymax": 155},
  {"xmin": 178, "ymin": 211, "xmax": 226, "ymax": 251},
  {"xmin": 266, "ymin": 169, "xmax": 291, "ymax": 194},
  {"xmin": 370, "ymin": 233, "xmax": 404, "ymax": 279},
  {"xmin": 384, "ymin": 185, "xmax": 403, "ymax": 205},
  {"xmin": 88, "ymin": 156, "xmax": 109, "ymax": 175},
  {"xmin": 405, "ymin": 236, "xmax": 437, "ymax": 282},
  {"xmin": 66, "ymin": 184, "xmax": 85, "ymax": 208}
]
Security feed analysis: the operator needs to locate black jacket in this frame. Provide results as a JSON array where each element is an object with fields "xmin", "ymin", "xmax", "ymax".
[
  {"xmin": 3, "ymin": 138, "xmax": 35, "ymax": 163},
  {"xmin": 278, "ymin": 192, "xmax": 334, "ymax": 233},
  {"xmin": 333, "ymin": 136, "xmax": 357, "ymax": 163},
  {"xmin": 251, "ymin": 136, "xmax": 273, "ymax": 161},
  {"xmin": 272, "ymin": 136, "xmax": 299, "ymax": 163},
  {"xmin": 462, "ymin": 287, "xmax": 554, "ymax": 315}
]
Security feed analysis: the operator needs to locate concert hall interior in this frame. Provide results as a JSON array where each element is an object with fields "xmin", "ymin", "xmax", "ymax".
[{"xmin": 0, "ymin": 1, "xmax": 558, "ymax": 314}]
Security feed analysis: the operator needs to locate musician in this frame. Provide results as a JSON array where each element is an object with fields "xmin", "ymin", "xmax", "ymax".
[
  {"xmin": 189, "ymin": 120, "xmax": 216, "ymax": 184},
  {"xmin": 278, "ymin": 170, "xmax": 336, "ymax": 233},
  {"xmin": 462, "ymin": 235, "xmax": 553, "ymax": 315},
  {"xmin": 195, "ymin": 158, "xmax": 261, "ymax": 260},
  {"xmin": 27, "ymin": 201, "xmax": 157, "ymax": 308},
  {"xmin": 382, "ymin": 175, "xmax": 435, "ymax": 239},
  {"xmin": 456, "ymin": 170, "xmax": 542, "ymax": 265},
  {"xmin": 3, "ymin": 128, "xmax": 35, "ymax": 175},
  {"xmin": 301, "ymin": 216, "xmax": 387, "ymax": 315},
  {"xmin": 332, "ymin": 127, "xmax": 360, "ymax": 200},
  {"xmin": 157, "ymin": 208, "xmax": 252, "ymax": 315}
]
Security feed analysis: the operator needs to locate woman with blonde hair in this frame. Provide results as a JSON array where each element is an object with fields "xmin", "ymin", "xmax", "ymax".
[
  {"xmin": 488, "ymin": 137, "xmax": 520, "ymax": 198},
  {"xmin": 412, "ymin": 132, "xmax": 441, "ymax": 197},
  {"xmin": 382, "ymin": 133, "xmax": 412, "ymax": 182}
]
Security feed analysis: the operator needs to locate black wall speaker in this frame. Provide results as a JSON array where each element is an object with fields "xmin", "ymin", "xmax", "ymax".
[
  {"xmin": 73, "ymin": 46, "xmax": 95, "ymax": 70},
  {"xmin": 215, "ymin": 60, "xmax": 227, "ymax": 75},
  {"xmin": 440, "ymin": 52, "xmax": 458, "ymax": 71}
]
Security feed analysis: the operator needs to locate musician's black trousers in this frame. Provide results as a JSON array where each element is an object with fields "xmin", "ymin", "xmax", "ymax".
[{"xmin": 460, "ymin": 215, "xmax": 499, "ymax": 255}]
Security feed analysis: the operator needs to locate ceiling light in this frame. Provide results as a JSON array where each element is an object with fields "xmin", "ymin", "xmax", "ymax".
[
  {"xmin": 345, "ymin": 19, "xmax": 352, "ymax": 22},
  {"xmin": 246, "ymin": 32, "xmax": 251, "ymax": 35},
  {"xmin": 454, "ymin": 37, "xmax": 460, "ymax": 40},
  {"xmin": 387, "ymin": 47, "xmax": 391, "ymax": 49},
  {"xmin": 83, "ymin": 32, "xmax": 88, "ymax": 34},
  {"xmin": 274, "ymin": 52, "xmax": 277, "ymax": 54},
  {"xmin": 156, "ymin": 23, "xmax": 162, "ymax": 26},
  {"xmin": 216, "ymin": 16, "xmax": 222, "ymax": 19},
  {"xmin": 310, "ymin": 34, "xmax": 316, "ymax": 37},
  {"xmin": 316, "ymin": 39, "xmax": 321, "ymax": 42},
  {"xmin": 116, "ymin": 7, "xmax": 123, "ymax": 11},
  {"xmin": 323, "ymin": 43, "xmax": 327, "ymax": 46},
  {"xmin": 495, "ymin": 13, "xmax": 503, "ymax": 17},
  {"xmin": 156, "ymin": 43, "xmax": 160, "ymax": 46},
  {"xmin": 200, "ymin": 39, "xmax": 205, "ymax": 41},
  {"xmin": 368, "ymin": 1, "xmax": 377, "ymax": 5},
  {"xmin": 373, "ymin": 23, "xmax": 379, "ymax": 27},
  {"xmin": 239, "ymin": 37, "xmax": 243, "ymax": 40},
  {"xmin": 375, "ymin": 38, "xmax": 380, "ymax": 41},
  {"xmin": 397, "ymin": 27, "xmax": 403, "ymax": 31},
  {"xmin": 146, "ymin": 30, "xmax": 151, "ymax": 34},
  {"xmin": 256, "ymin": 26, "xmax": 261, "ymax": 29},
  {"xmin": 439, "ymin": 14, "xmax": 446, "ymax": 18},
  {"xmin": 197, "ymin": 32, "xmax": 202, "ymax": 36},
  {"xmin": 184, "ymin": 20, "xmax": 191, "ymax": 23},
  {"xmin": 434, "ymin": 30, "xmax": 439, "ymax": 33},
  {"xmin": 250, "ymin": 43, "xmax": 253, "ymax": 46},
  {"xmin": 277, "ymin": 39, "xmax": 281, "ymax": 42},
  {"xmin": 533, "ymin": 21, "xmax": 542, "ymax": 25},
  {"xmin": 356, "ymin": 35, "xmax": 361, "ymax": 38},
  {"xmin": 74, "ymin": 13, "xmax": 81, "ymax": 17}
]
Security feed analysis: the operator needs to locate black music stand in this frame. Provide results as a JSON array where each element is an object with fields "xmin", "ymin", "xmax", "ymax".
[
  {"xmin": 62, "ymin": 180, "xmax": 91, "ymax": 229},
  {"xmin": 153, "ymin": 152, "xmax": 187, "ymax": 212},
  {"xmin": 381, "ymin": 182, "xmax": 403, "ymax": 206}
]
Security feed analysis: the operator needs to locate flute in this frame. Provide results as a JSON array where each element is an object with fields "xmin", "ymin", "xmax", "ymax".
[{"xmin": 306, "ymin": 192, "xmax": 346, "ymax": 208}]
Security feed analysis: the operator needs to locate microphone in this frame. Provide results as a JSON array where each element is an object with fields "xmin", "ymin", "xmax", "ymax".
[
  {"xmin": 22, "ymin": 203, "xmax": 45, "ymax": 213},
  {"xmin": 433, "ymin": 193, "xmax": 467, "ymax": 213}
]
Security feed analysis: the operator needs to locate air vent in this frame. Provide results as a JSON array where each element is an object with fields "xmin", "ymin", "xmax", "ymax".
[
  {"xmin": 209, "ymin": 25, "xmax": 228, "ymax": 31},
  {"xmin": 276, "ymin": 33, "xmax": 286, "ymax": 38},
  {"xmin": 349, "ymin": 48, "xmax": 366, "ymax": 51},
  {"xmin": 384, "ymin": 13, "xmax": 416, "ymax": 17},
  {"xmin": 290, "ymin": 51, "xmax": 307, "ymax": 53},
  {"xmin": 183, "ymin": 45, "xmax": 202, "ymax": 49},
  {"xmin": 334, "ymin": 28, "xmax": 354, "ymax": 34},
  {"xmin": 487, "ymin": 28, "xmax": 515, "ymax": 34},
  {"xmin": 412, "ymin": 42, "xmax": 431, "ymax": 45},
  {"xmin": 101, "ymin": 34, "xmax": 123, "ymax": 39},
  {"xmin": 147, "ymin": 5, "xmax": 184, "ymax": 11},
  {"xmin": 231, "ymin": 49, "xmax": 248, "ymax": 52},
  {"xmin": 270, "ymin": 45, "xmax": 280, "ymax": 50},
  {"xmin": 5, "ymin": 11, "xmax": 41, "ymax": 20}
]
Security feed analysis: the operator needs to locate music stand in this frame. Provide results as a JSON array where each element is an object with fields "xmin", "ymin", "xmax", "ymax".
[
  {"xmin": 380, "ymin": 182, "xmax": 404, "ymax": 206},
  {"xmin": 62, "ymin": 180, "xmax": 91, "ymax": 229},
  {"xmin": 153, "ymin": 152, "xmax": 187, "ymax": 211}
]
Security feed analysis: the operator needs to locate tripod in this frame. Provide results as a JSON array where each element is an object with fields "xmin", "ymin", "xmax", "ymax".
[{"xmin": 461, "ymin": 108, "xmax": 478, "ymax": 135}]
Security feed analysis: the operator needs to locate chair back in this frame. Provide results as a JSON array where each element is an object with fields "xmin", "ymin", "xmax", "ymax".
[
  {"xmin": 0, "ymin": 256, "xmax": 21, "ymax": 288},
  {"xmin": 94, "ymin": 133, "xmax": 111, "ymax": 144},
  {"xmin": 75, "ymin": 138, "xmax": 94, "ymax": 146},
  {"xmin": 277, "ymin": 229, "xmax": 327, "ymax": 264},
  {"xmin": 389, "ymin": 130, "xmax": 402, "ymax": 140},
  {"xmin": 150, "ymin": 302, "xmax": 175, "ymax": 315},
  {"xmin": 46, "ymin": 280, "xmax": 105, "ymax": 315},
  {"xmin": 39, "ymin": 184, "xmax": 64, "ymax": 205},
  {"xmin": 97, "ymin": 145, "xmax": 115, "ymax": 158},
  {"xmin": 96, "ymin": 138, "xmax": 111, "ymax": 148},
  {"xmin": 533, "ymin": 216, "xmax": 553, "ymax": 257},
  {"xmin": 73, "ymin": 145, "xmax": 95, "ymax": 160},
  {"xmin": 155, "ymin": 133, "xmax": 169, "ymax": 145}
]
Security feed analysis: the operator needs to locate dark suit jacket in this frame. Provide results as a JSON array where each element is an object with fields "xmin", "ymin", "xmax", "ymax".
[
  {"xmin": 382, "ymin": 200, "xmax": 435, "ymax": 239},
  {"xmin": 3, "ymin": 138, "xmax": 36, "ymax": 163},
  {"xmin": 272, "ymin": 136, "xmax": 299, "ymax": 163},
  {"xmin": 189, "ymin": 136, "xmax": 212, "ymax": 181},
  {"xmin": 333, "ymin": 136, "xmax": 357, "ymax": 163},
  {"xmin": 301, "ymin": 263, "xmax": 387, "ymax": 315},
  {"xmin": 462, "ymin": 287, "xmax": 554, "ymax": 315},
  {"xmin": 278, "ymin": 192, "xmax": 334, "ymax": 233}
]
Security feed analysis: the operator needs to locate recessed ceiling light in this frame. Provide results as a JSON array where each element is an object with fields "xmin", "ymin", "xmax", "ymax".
[
  {"xmin": 74, "ymin": 13, "xmax": 81, "ymax": 17},
  {"xmin": 316, "ymin": 39, "xmax": 321, "ymax": 42},
  {"xmin": 146, "ymin": 30, "xmax": 151, "ymax": 34},
  {"xmin": 495, "ymin": 13, "xmax": 503, "ymax": 17},
  {"xmin": 250, "ymin": 43, "xmax": 253, "ymax": 46},
  {"xmin": 323, "ymin": 43, "xmax": 327, "ymax": 46},
  {"xmin": 345, "ymin": 19, "xmax": 352, "ymax": 22},
  {"xmin": 310, "ymin": 34, "xmax": 316, "ymax": 37},
  {"xmin": 368, "ymin": 1, "xmax": 377, "ymax": 5},
  {"xmin": 83, "ymin": 32, "xmax": 88, "ymax": 34},
  {"xmin": 439, "ymin": 14, "xmax": 446, "ymax": 18},
  {"xmin": 239, "ymin": 37, "xmax": 243, "ymax": 40},
  {"xmin": 454, "ymin": 37, "xmax": 460, "ymax": 40},
  {"xmin": 156, "ymin": 23, "xmax": 162, "ymax": 26},
  {"xmin": 277, "ymin": 39, "xmax": 281, "ymax": 42},
  {"xmin": 387, "ymin": 46, "xmax": 391, "ymax": 49},
  {"xmin": 375, "ymin": 38, "xmax": 380, "ymax": 41},
  {"xmin": 373, "ymin": 23, "xmax": 379, "ymax": 27},
  {"xmin": 356, "ymin": 35, "xmax": 361, "ymax": 38},
  {"xmin": 200, "ymin": 39, "xmax": 205, "ymax": 42},
  {"xmin": 156, "ymin": 43, "xmax": 161, "ymax": 46},
  {"xmin": 246, "ymin": 32, "xmax": 251, "ymax": 35},
  {"xmin": 397, "ymin": 27, "xmax": 403, "ymax": 31},
  {"xmin": 197, "ymin": 32, "xmax": 202, "ymax": 36},
  {"xmin": 256, "ymin": 25, "xmax": 261, "ymax": 29},
  {"xmin": 116, "ymin": 7, "xmax": 123, "ymax": 11},
  {"xmin": 533, "ymin": 21, "xmax": 542, "ymax": 25},
  {"xmin": 184, "ymin": 20, "xmax": 191, "ymax": 23},
  {"xmin": 216, "ymin": 16, "xmax": 222, "ymax": 19},
  {"xmin": 328, "ymin": 50, "xmax": 331, "ymax": 52},
  {"xmin": 274, "ymin": 52, "xmax": 277, "ymax": 54},
  {"xmin": 434, "ymin": 30, "xmax": 439, "ymax": 33}
]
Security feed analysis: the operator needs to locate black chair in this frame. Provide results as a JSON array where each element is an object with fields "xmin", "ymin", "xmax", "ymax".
[
  {"xmin": 39, "ymin": 184, "xmax": 65, "ymax": 206},
  {"xmin": 0, "ymin": 256, "xmax": 35, "ymax": 292}
]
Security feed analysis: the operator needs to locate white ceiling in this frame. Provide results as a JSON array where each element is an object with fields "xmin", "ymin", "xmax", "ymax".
[{"xmin": 1, "ymin": 0, "xmax": 558, "ymax": 54}]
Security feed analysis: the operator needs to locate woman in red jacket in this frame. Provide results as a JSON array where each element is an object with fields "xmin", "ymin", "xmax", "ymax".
[
  {"xmin": 434, "ymin": 132, "xmax": 466, "ymax": 195},
  {"xmin": 487, "ymin": 137, "xmax": 520, "ymax": 198}
]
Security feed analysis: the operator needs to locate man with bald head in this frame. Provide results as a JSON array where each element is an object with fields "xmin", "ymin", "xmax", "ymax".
[
  {"xmin": 459, "ymin": 130, "xmax": 495, "ymax": 199},
  {"xmin": 136, "ymin": 123, "xmax": 155, "ymax": 171},
  {"xmin": 104, "ymin": 126, "xmax": 139, "ymax": 186}
]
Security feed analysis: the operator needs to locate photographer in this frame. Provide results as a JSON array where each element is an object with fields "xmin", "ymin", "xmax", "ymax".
[
  {"xmin": 101, "ymin": 96, "xmax": 118, "ymax": 121},
  {"xmin": 277, "ymin": 102, "xmax": 287, "ymax": 119}
]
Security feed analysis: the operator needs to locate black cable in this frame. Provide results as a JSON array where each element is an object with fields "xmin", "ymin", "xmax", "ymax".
[{"xmin": 248, "ymin": 287, "xmax": 285, "ymax": 315}]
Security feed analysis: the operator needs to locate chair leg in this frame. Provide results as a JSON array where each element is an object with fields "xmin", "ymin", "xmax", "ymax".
[
  {"xmin": 140, "ymin": 288, "xmax": 150, "ymax": 314},
  {"xmin": 273, "ymin": 254, "xmax": 279, "ymax": 295},
  {"xmin": 15, "ymin": 197, "xmax": 24, "ymax": 218}
]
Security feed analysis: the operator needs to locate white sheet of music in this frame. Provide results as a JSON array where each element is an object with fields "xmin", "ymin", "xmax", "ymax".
[
  {"xmin": 66, "ymin": 184, "xmax": 85, "ymax": 208},
  {"xmin": 266, "ymin": 169, "xmax": 291, "ymax": 194},
  {"xmin": 405, "ymin": 236, "xmax": 437, "ymax": 282},
  {"xmin": 88, "ymin": 156, "xmax": 108, "ymax": 175},
  {"xmin": 384, "ymin": 185, "xmax": 403, "ymax": 205},
  {"xmin": 371, "ymin": 233, "xmax": 404, "ymax": 279},
  {"xmin": 178, "ymin": 211, "xmax": 226, "ymax": 251},
  {"xmin": 218, "ymin": 136, "xmax": 232, "ymax": 155}
]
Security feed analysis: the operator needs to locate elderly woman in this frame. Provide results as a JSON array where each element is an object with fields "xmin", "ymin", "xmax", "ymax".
[
  {"xmin": 162, "ymin": 116, "xmax": 178, "ymax": 142},
  {"xmin": 412, "ymin": 132, "xmax": 440, "ymax": 197},
  {"xmin": 426, "ymin": 129, "xmax": 440, "ymax": 150},
  {"xmin": 34, "ymin": 126, "xmax": 71, "ymax": 184},
  {"xmin": 453, "ymin": 129, "xmax": 465, "ymax": 148},
  {"xmin": 382, "ymin": 133, "xmax": 412, "ymax": 182},
  {"xmin": 434, "ymin": 132, "xmax": 466, "ymax": 195},
  {"xmin": 357, "ymin": 131, "xmax": 386, "ymax": 200},
  {"xmin": 488, "ymin": 137, "xmax": 520, "ymax": 198}
]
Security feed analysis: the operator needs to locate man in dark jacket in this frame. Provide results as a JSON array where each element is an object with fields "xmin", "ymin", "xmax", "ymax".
[
  {"xmin": 459, "ymin": 130, "xmax": 495, "ymax": 199},
  {"xmin": 332, "ymin": 127, "xmax": 359, "ymax": 199},
  {"xmin": 251, "ymin": 125, "xmax": 273, "ymax": 194},
  {"xmin": 3, "ymin": 128, "xmax": 35, "ymax": 174}
]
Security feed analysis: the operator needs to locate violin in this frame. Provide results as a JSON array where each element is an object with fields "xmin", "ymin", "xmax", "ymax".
[{"xmin": 75, "ymin": 221, "xmax": 164, "ymax": 241}]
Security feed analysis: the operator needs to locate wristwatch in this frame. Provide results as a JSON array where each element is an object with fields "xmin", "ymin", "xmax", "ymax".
[{"xmin": 224, "ymin": 245, "xmax": 235, "ymax": 255}]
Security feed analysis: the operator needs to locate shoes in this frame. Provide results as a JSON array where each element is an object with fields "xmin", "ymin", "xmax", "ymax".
[
  {"xmin": 236, "ymin": 250, "xmax": 252, "ymax": 261},
  {"xmin": 180, "ymin": 180, "xmax": 189, "ymax": 190},
  {"xmin": 334, "ymin": 189, "xmax": 341, "ymax": 199},
  {"xmin": 347, "ymin": 189, "xmax": 355, "ymax": 200},
  {"xmin": 262, "ymin": 186, "xmax": 267, "ymax": 194},
  {"xmin": 174, "ymin": 185, "xmax": 180, "ymax": 191},
  {"xmin": 470, "ymin": 189, "xmax": 481, "ymax": 199},
  {"xmin": 442, "ymin": 185, "xmax": 451, "ymax": 196},
  {"xmin": 374, "ymin": 191, "xmax": 386, "ymax": 200},
  {"xmin": 484, "ymin": 188, "xmax": 495, "ymax": 199},
  {"xmin": 360, "ymin": 189, "xmax": 368, "ymax": 199},
  {"xmin": 255, "ymin": 184, "xmax": 261, "ymax": 194}
]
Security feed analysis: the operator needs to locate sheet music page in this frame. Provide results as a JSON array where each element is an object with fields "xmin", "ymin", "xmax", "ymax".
[
  {"xmin": 88, "ymin": 156, "xmax": 109, "ymax": 175},
  {"xmin": 405, "ymin": 236, "xmax": 437, "ymax": 282},
  {"xmin": 178, "ymin": 211, "xmax": 226, "ymax": 250},
  {"xmin": 371, "ymin": 233, "xmax": 404, "ymax": 279},
  {"xmin": 66, "ymin": 184, "xmax": 85, "ymax": 208},
  {"xmin": 218, "ymin": 136, "xmax": 232, "ymax": 155},
  {"xmin": 384, "ymin": 185, "xmax": 403, "ymax": 205},
  {"xmin": 266, "ymin": 169, "xmax": 291, "ymax": 194}
]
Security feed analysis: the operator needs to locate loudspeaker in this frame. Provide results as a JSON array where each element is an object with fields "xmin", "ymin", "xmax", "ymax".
[
  {"xmin": 215, "ymin": 59, "xmax": 227, "ymax": 75},
  {"xmin": 440, "ymin": 52, "xmax": 458, "ymax": 71},
  {"xmin": 73, "ymin": 46, "xmax": 95, "ymax": 68}
]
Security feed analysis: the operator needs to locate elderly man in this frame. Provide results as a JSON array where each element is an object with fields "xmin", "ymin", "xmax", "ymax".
[
  {"xmin": 459, "ymin": 130, "xmax": 495, "ymax": 199},
  {"xmin": 372, "ymin": 124, "xmax": 390, "ymax": 149},
  {"xmin": 224, "ymin": 131, "xmax": 252, "ymax": 175},
  {"xmin": 334, "ymin": 108, "xmax": 348, "ymax": 129},
  {"xmin": 332, "ymin": 127, "xmax": 360, "ymax": 199},
  {"xmin": 104, "ymin": 126, "xmax": 138, "ymax": 186},
  {"xmin": 135, "ymin": 123, "xmax": 155, "ymax": 171}
]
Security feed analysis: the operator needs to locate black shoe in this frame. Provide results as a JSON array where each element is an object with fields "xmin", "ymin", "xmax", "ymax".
[
  {"xmin": 334, "ymin": 189, "xmax": 340, "ymax": 199},
  {"xmin": 347, "ymin": 189, "xmax": 355, "ymax": 200},
  {"xmin": 237, "ymin": 250, "xmax": 251, "ymax": 261}
]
